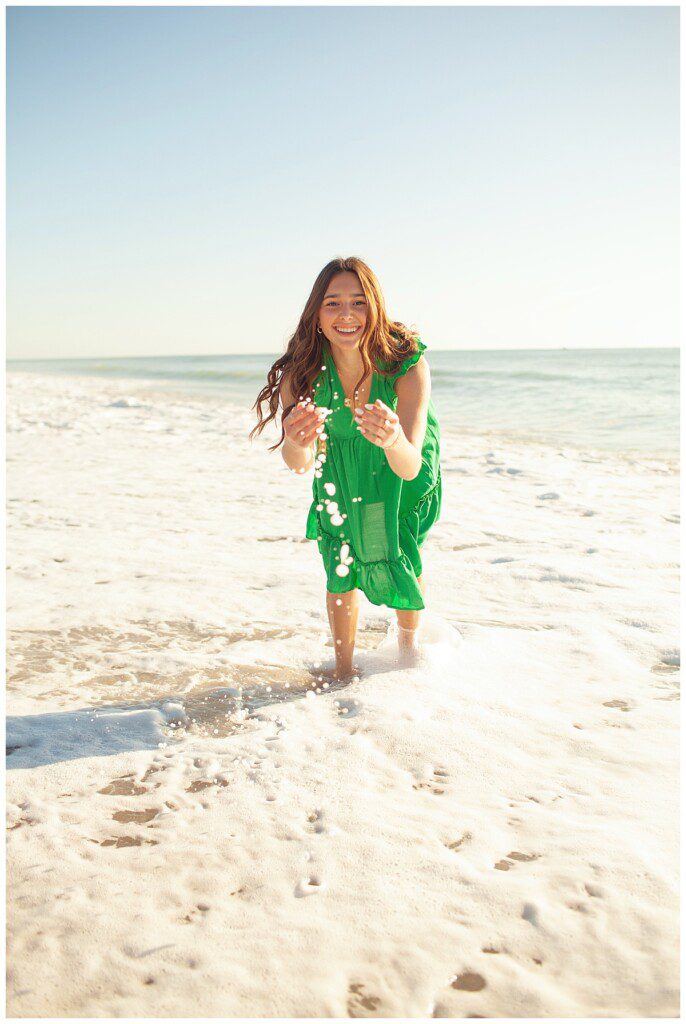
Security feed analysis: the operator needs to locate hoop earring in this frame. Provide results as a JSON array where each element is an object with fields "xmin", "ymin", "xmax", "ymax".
[{"xmin": 317, "ymin": 325, "xmax": 323, "ymax": 334}]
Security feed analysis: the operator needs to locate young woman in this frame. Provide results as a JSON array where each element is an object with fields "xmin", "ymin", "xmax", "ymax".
[{"xmin": 251, "ymin": 256, "xmax": 442, "ymax": 680}]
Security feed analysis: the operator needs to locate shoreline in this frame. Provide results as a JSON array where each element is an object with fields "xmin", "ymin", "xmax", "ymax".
[
  {"xmin": 7, "ymin": 367, "xmax": 680, "ymax": 467},
  {"xmin": 6, "ymin": 368, "xmax": 679, "ymax": 1016}
]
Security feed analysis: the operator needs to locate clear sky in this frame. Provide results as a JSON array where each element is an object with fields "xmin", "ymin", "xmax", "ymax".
[{"xmin": 6, "ymin": 5, "xmax": 679, "ymax": 359}]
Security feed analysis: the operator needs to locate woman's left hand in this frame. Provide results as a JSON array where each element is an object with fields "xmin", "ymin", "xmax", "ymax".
[{"xmin": 354, "ymin": 399, "xmax": 402, "ymax": 448}]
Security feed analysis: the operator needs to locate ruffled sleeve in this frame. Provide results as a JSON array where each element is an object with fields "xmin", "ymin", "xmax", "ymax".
[{"xmin": 386, "ymin": 338, "xmax": 427, "ymax": 383}]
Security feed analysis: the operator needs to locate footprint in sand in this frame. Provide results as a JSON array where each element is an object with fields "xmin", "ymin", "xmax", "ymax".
[
  {"xmin": 508, "ymin": 792, "xmax": 562, "ymax": 807},
  {"xmin": 89, "ymin": 835, "xmax": 159, "ymax": 848},
  {"xmin": 142, "ymin": 763, "xmax": 168, "ymax": 782},
  {"xmin": 98, "ymin": 763, "xmax": 168, "ymax": 797},
  {"xmin": 584, "ymin": 882, "xmax": 605, "ymax": 898},
  {"xmin": 567, "ymin": 900, "xmax": 592, "ymax": 914},
  {"xmin": 494, "ymin": 851, "xmax": 541, "ymax": 871},
  {"xmin": 602, "ymin": 698, "xmax": 632, "ymax": 712},
  {"xmin": 180, "ymin": 902, "xmax": 211, "ymax": 924},
  {"xmin": 450, "ymin": 971, "xmax": 487, "ymax": 992},
  {"xmin": 185, "ymin": 777, "xmax": 231, "ymax": 793},
  {"xmin": 295, "ymin": 875, "xmax": 324, "ymax": 897},
  {"xmin": 413, "ymin": 766, "xmax": 450, "ymax": 795},
  {"xmin": 98, "ymin": 775, "xmax": 148, "ymax": 796},
  {"xmin": 305, "ymin": 808, "xmax": 330, "ymax": 834},
  {"xmin": 444, "ymin": 831, "xmax": 472, "ymax": 852},
  {"xmin": 347, "ymin": 982, "xmax": 382, "ymax": 1017},
  {"xmin": 522, "ymin": 902, "xmax": 539, "ymax": 925},
  {"xmin": 112, "ymin": 808, "xmax": 158, "ymax": 824}
]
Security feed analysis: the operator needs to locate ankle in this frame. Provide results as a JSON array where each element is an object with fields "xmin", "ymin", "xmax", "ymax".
[
  {"xmin": 335, "ymin": 650, "xmax": 355, "ymax": 671},
  {"xmin": 334, "ymin": 662, "xmax": 358, "ymax": 680},
  {"xmin": 397, "ymin": 624, "xmax": 419, "ymax": 650}
]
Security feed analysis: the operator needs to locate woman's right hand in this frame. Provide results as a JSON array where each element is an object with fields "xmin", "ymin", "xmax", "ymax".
[{"xmin": 283, "ymin": 400, "xmax": 329, "ymax": 449}]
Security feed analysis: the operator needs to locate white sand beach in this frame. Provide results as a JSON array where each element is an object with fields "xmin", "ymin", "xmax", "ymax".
[{"xmin": 6, "ymin": 369, "xmax": 680, "ymax": 1018}]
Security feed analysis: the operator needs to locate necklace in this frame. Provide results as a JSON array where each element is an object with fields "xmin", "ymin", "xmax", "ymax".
[
  {"xmin": 337, "ymin": 369, "xmax": 368, "ymax": 409},
  {"xmin": 327, "ymin": 347, "xmax": 370, "ymax": 413},
  {"xmin": 342, "ymin": 387, "xmax": 359, "ymax": 409}
]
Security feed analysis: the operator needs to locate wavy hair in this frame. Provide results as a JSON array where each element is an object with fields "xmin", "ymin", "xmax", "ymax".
[{"xmin": 249, "ymin": 256, "xmax": 420, "ymax": 451}]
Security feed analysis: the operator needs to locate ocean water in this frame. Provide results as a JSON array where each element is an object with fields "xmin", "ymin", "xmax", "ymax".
[{"xmin": 7, "ymin": 347, "xmax": 679, "ymax": 456}]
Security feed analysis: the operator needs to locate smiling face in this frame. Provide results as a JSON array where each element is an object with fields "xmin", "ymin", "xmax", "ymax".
[{"xmin": 317, "ymin": 271, "xmax": 369, "ymax": 351}]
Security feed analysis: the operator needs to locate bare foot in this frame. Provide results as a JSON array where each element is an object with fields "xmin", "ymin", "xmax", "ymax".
[
  {"xmin": 314, "ymin": 661, "xmax": 362, "ymax": 684},
  {"xmin": 397, "ymin": 647, "xmax": 423, "ymax": 668}
]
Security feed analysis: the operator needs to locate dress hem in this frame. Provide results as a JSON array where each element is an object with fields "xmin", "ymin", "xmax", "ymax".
[{"xmin": 305, "ymin": 484, "xmax": 438, "ymax": 611}]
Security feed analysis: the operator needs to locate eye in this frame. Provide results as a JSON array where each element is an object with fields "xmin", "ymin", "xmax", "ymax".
[{"xmin": 354, "ymin": 300, "xmax": 367, "ymax": 306}]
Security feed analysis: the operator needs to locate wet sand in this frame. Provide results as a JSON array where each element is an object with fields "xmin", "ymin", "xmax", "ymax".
[{"xmin": 6, "ymin": 370, "xmax": 679, "ymax": 1017}]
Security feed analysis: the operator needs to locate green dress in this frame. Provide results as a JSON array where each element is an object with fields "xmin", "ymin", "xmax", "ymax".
[{"xmin": 305, "ymin": 337, "xmax": 442, "ymax": 611}]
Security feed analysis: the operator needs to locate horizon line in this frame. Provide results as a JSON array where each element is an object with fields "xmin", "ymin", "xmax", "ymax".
[{"xmin": 6, "ymin": 345, "xmax": 680, "ymax": 364}]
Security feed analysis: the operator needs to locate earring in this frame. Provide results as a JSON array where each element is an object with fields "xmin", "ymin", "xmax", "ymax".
[{"xmin": 317, "ymin": 325, "xmax": 322, "ymax": 334}]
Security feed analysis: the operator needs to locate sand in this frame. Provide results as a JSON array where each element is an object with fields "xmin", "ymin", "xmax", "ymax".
[{"xmin": 6, "ymin": 369, "xmax": 679, "ymax": 1017}]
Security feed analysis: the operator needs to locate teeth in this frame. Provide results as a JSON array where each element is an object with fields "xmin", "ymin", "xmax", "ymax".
[{"xmin": 336, "ymin": 327, "xmax": 359, "ymax": 333}]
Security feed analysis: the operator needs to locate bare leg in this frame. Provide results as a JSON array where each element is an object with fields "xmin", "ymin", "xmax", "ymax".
[
  {"xmin": 325, "ymin": 588, "xmax": 360, "ymax": 679},
  {"xmin": 396, "ymin": 574, "xmax": 425, "ymax": 654}
]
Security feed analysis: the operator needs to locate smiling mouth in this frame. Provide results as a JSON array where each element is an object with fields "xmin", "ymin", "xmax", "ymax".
[{"xmin": 334, "ymin": 326, "xmax": 361, "ymax": 335}]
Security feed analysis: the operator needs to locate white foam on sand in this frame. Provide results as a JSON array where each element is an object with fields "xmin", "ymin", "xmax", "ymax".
[{"xmin": 6, "ymin": 370, "xmax": 680, "ymax": 1017}]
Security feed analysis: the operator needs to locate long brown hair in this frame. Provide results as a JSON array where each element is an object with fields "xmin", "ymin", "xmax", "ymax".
[{"xmin": 249, "ymin": 256, "xmax": 420, "ymax": 451}]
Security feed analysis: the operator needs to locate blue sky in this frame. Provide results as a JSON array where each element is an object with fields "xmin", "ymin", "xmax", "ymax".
[{"xmin": 7, "ymin": 5, "xmax": 679, "ymax": 359}]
